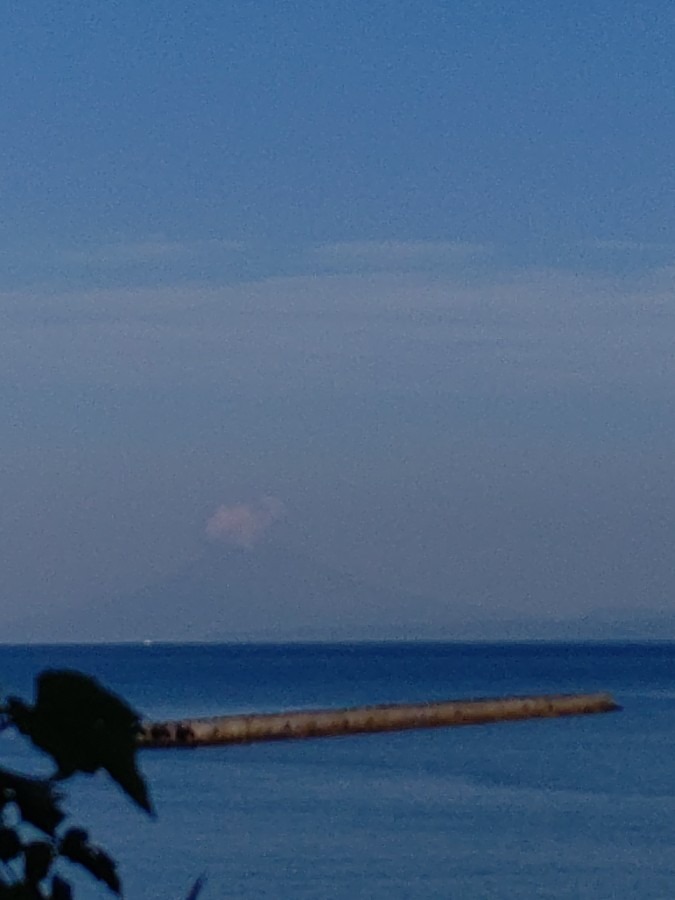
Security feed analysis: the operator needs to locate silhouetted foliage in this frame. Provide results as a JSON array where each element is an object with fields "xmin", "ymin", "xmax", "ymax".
[
  {"xmin": 183, "ymin": 875, "xmax": 206, "ymax": 900},
  {"xmin": 0, "ymin": 670, "xmax": 152, "ymax": 898}
]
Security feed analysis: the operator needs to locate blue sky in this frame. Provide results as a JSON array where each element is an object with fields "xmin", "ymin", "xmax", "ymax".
[
  {"xmin": 2, "ymin": 1, "xmax": 675, "ymax": 640},
  {"xmin": 3, "ymin": 1, "xmax": 675, "ymax": 256}
]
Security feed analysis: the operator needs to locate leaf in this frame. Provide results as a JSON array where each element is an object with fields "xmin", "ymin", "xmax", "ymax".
[
  {"xmin": 24, "ymin": 841, "xmax": 53, "ymax": 885},
  {"xmin": 0, "ymin": 826, "xmax": 22, "ymax": 863},
  {"xmin": 7, "ymin": 671, "xmax": 153, "ymax": 815},
  {"xmin": 101, "ymin": 756, "xmax": 153, "ymax": 817},
  {"xmin": 0, "ymin": 885, "xmax": 44, "ymax": 898},
  {"xmin": 59, "ymin": 829, "xmax": 121, "ymax": 895},
  {"xmin": 184, "ymin": 874, "xmax": 207, "ymax": 900},
  {"xmin": 49, "ymin": 876, "xmax": 73, "ymax": 900},
  {"xmin": 0, "ymin": 770, "xmax": 64, "ymax": 836}
]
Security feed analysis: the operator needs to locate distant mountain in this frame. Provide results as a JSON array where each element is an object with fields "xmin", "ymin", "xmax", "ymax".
[
  {"xmin": 5, "ymin": 541, "xmax": 675, "ymax": 643},
  {"xmin": 31, "ymin": 542, "xmax": 445, "ymax": 643}
]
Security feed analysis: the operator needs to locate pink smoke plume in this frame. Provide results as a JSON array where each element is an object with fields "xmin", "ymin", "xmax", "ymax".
[{"xmin": 205, "ymin": 497, "xmax": 284, "ymax": 548}]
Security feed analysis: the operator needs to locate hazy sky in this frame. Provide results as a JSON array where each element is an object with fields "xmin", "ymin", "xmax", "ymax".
[{"xmin": 2, "ymin": 1, "xmax": 675, "ymax": 640}]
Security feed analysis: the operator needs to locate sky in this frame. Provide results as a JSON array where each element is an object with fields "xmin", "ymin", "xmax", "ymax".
[{"xmin": 2, "ymin": 0, "xmax": 675, "ymax": 641}]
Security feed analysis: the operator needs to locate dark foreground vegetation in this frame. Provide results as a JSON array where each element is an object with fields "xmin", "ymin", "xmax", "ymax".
[{"xmin": 0, "ymin": 669, "xmax": 186, "ymax": 899}]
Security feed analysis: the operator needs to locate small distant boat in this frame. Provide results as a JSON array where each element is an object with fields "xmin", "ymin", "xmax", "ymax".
[{"xmin": 142, "ymin": 639, "xmax": 153, "ymax": 647}]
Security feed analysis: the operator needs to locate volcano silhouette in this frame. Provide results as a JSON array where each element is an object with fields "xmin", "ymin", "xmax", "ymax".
[{"xmin": 57, "ymin": 541, "xmax": 432, "ymax": 642}]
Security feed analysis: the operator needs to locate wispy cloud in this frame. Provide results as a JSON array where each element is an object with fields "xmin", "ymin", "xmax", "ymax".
[
  {"xmin": 2, "ymin": 261, "xmax": 675, "ymax": 413},
  {"xmin": 589, "ymin": 239, "xmax": 673, "ymax": 253},
  {"xmin": 0, "ymin": 238, "xmax": 249, "ymax": 292},
  {"xmin": 58, "ymin": 238, "xmax": 245, "ymax": 267},
  {"xmin": 4, "ymin": 235, "xmax": 674, "ymax": 295},
  {"xmin": 1, "ymin": 236, "xmax": 494, "ymax": 292},
  {"xmin": 309, "ymin": 240, "xmax": 490, "ymax": 274}
]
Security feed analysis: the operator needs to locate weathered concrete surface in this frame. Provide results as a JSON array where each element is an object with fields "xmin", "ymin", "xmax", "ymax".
[{"xmin": 139, "ymin": 692, "xmax": 620, "ymax": 748}]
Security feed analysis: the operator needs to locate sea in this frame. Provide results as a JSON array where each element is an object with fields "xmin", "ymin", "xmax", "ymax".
[{"xmin": 1, "ymin": 641, "xmax": 674, "ymax": 899}]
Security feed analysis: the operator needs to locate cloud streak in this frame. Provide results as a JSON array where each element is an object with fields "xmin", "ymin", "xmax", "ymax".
[
  {"xmin": 3, "ymin": 263, "xmax": 675, "ymax": 432},
  {"xmin": 309, "ymin": 240, "xmax": 489, "ymax": 274}
]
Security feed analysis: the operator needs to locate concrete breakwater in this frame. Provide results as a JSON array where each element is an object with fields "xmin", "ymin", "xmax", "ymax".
[{"xmin": 139, "ymin": 692, "xmax": 620, "ymax": 748}]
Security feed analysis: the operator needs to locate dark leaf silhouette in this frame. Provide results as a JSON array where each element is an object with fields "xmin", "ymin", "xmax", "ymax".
[
  {"xmin": 0, "ymin": 770, "xmax": 64, "ymax": 836},
  {"xmin": 0, "ymin": 668, "xmax": 191, "ymax": 899},
  {"xmin": 0, "ymin": 885, "xmax": 44, "ymax": 898},
  {"xmin": 0, "ymin": 826, "xmax": 22, "ymax": 862},
  {"xmin": 23, "ymin": 841, "xmax": 53, "ymax": 885},
  {"xmin": 59, "ymin": 828, "xmax": 121, "ymax": 895},
  {"xmin": 50, "ymin": 876, "xmax": 73, "ymax": 900},
  {"xmin": 7, "ymin": 670, "xmax": 153, "ymax": 815},
  {"xmin": 184, "ymin": 874, "xmax": 207, "ymax": 900}
]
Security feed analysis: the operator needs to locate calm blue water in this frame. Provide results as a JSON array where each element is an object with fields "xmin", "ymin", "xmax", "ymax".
[{"xmin": 1, "ymin": 642, "xmax": 675, "ymax": 899}]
